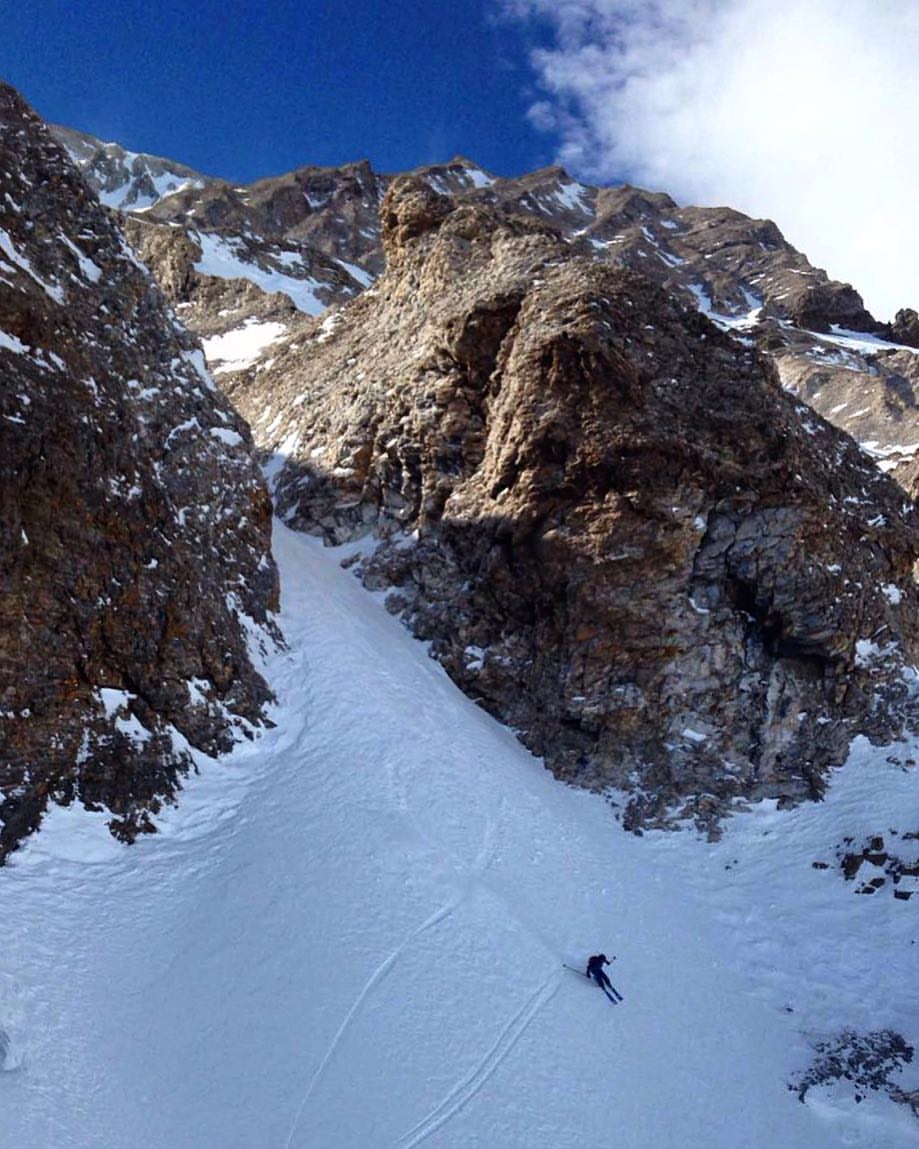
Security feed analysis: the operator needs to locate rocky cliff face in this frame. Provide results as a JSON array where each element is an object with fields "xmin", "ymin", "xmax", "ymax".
[
  {"xmin": 468, "ymin": 171, "xmax": 919, "ymax": 494},
  {"xmin": 0, "ymin": 85, "xmax": 279, "ymax": 859},
  {"xmin": 229, "ymin": 179, "xmax": 919, "ymax": 829},
  {"xmin": 775, "ymin": 337, "xmax": 919, "ymax": 490}
]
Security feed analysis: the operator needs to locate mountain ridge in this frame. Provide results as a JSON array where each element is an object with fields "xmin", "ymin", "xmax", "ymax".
[{"xmin": 51, "ymin": 123, "xmax": 919, "ymax": 500}]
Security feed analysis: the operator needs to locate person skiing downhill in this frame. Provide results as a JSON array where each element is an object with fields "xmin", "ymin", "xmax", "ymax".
[{"xmin": 586, "ymin": 953, "xmax": 622, "ymax": 1002}]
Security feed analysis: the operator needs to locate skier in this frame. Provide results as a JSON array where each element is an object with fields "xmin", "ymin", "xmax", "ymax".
[{"xmin": 586, "ymin": 953, "xmax": 622, "ymax": 1002}]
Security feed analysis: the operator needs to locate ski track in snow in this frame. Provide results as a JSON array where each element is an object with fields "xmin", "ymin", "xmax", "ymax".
[
  {"xmin": 1, "ymin": 521, "xmax": 918, "ymax": 1148},
  {"xmin": 285, "ymin": 757, "xmax": 501, "ymax": 1146},
  {"xmin": 396, "ymin": 970, "xmax": 561, "ymax": 1148},
  {"xmin": 283, "ymin": 895, "xmax": 461, "ymax": 1149}
]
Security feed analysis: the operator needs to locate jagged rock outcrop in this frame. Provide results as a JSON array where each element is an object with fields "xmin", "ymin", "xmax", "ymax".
[
  {"xmin": 233, "ymin": 178, "xmax": 919, "ymax": 829},
  {"xmin": 463, "ymin": 173, "xmax": 919, "ymax": 491},
  {"xmin": 0, "ymin": 85, "xmax": 279, "ymax": 859},
  {"xmin": 892, "ymin": 308, "xmax": 919, "ymax": 349}
]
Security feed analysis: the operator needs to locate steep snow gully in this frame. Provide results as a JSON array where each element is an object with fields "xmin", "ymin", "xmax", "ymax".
[{"xmin": 1, "ymin": 523, "xmax": 917, "ymax": 1148}]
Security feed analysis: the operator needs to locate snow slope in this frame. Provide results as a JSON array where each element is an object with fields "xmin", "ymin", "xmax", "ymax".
[
  {"xmin": 0, "ymin": 523, "xmax": 916, "ymax": 1148},
  {"xmin": 193, "ymin": 233, "xmax": 327, "ymax": 315}
]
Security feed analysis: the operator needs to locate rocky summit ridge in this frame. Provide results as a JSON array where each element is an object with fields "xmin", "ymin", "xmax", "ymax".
[
  {"xmin": 54, "ymin": 125, "xmax": 919, "ymax": 502},
  {"xmin": 0, "ymin": 86, "xmax": 278, "ymax": 859}
]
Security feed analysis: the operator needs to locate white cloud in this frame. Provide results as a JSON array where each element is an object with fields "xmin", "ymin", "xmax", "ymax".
[{"xmin": 504, "ymin": 0, "xmax": 919, "ymax": 320}]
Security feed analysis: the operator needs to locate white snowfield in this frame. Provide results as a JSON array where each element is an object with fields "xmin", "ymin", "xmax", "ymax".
[
  {"xmin": 1, "ymin": 523, "xmax": 917, "ymax": 1148},
  {"xmin": 202, "ymin": 320, "xmax": 288, "ymax": 376}
]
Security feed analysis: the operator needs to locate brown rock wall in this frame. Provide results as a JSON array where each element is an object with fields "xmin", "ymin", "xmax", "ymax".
[{"xmin": 0, "ymin": 84, "xmax": 279, "ymax": 858}]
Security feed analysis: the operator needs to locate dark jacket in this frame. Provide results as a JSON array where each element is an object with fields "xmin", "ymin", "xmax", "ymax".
[{"xmin": 586, "ymin": 953, "xmax": 610, "ymax": 978}]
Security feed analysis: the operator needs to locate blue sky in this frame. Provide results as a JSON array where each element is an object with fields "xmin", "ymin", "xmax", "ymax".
[{"xmin": 2, "ymin": 0, "xmax": 556, "ymax": 181}]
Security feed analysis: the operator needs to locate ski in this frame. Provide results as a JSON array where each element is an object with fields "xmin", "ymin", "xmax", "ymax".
[{"xmin": 563, "ymin": 964, "xmax": 623, "ymax": 1003}]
